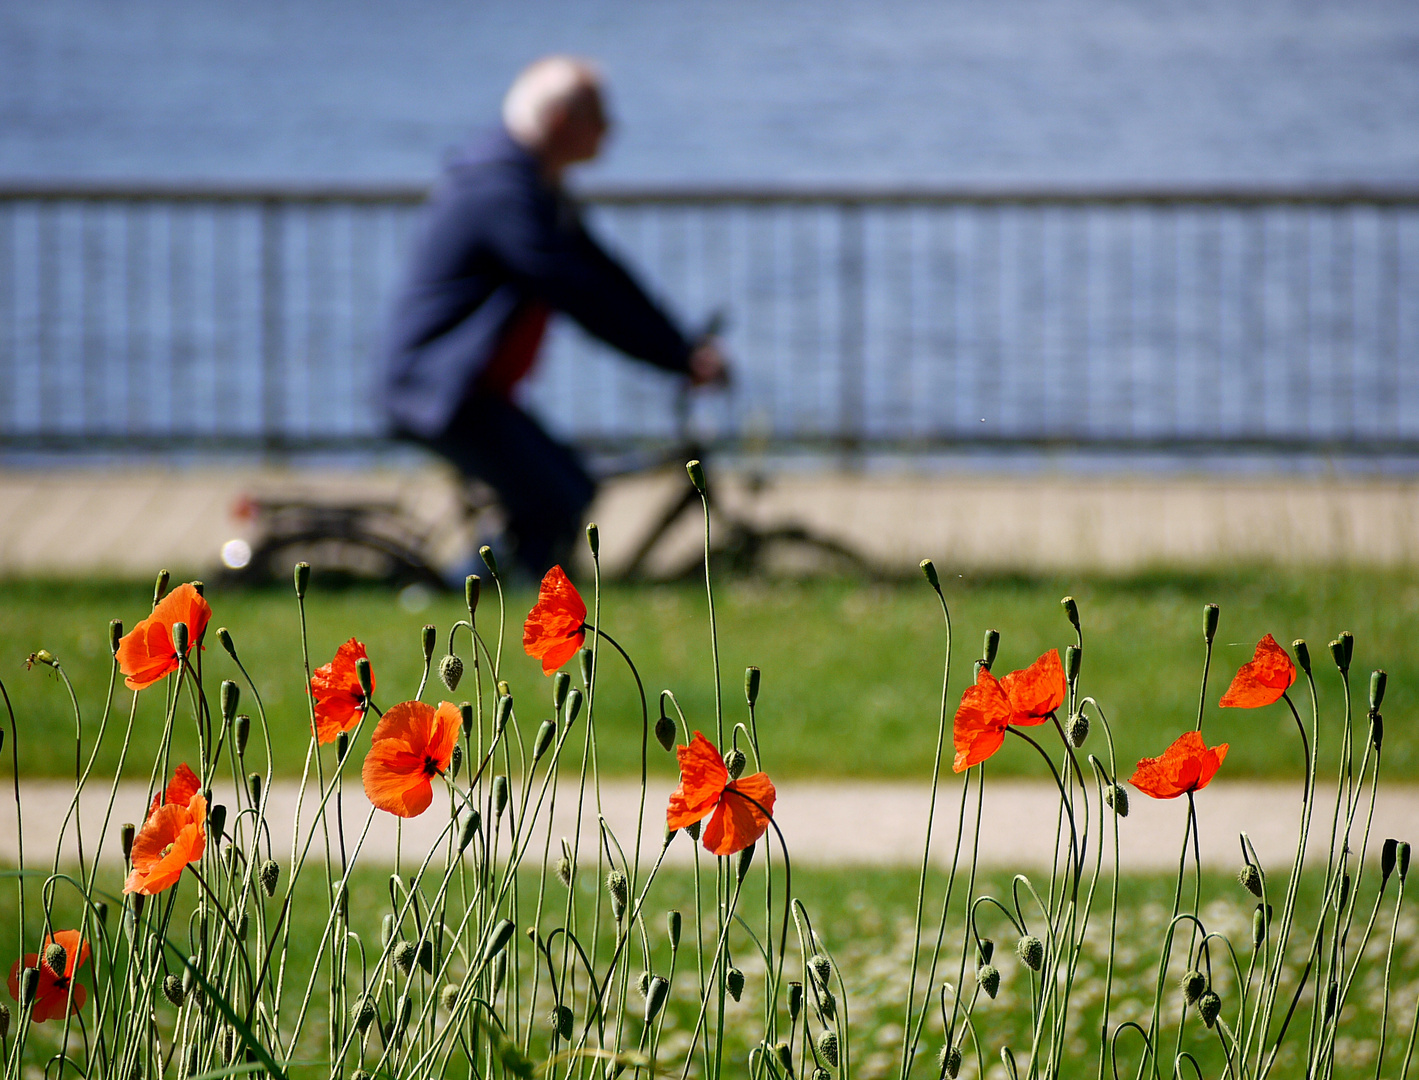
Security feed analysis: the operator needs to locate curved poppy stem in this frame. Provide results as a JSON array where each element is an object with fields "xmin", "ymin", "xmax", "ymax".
[
  {"xmin": 1006, "ymin": 727, "xmax": 1082, "ymax": 899},
  {"xmin": 719, "ymin": 787, "xmax": 792, "ymax": 988},
  {"xmin": 583, "ymin": 624, "xmax": 649, "ymax": 890}
]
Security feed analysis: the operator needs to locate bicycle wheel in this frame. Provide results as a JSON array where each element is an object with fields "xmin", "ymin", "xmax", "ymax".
[{"xmin": 234, "ymin": 528, "xmax": 448, "ymax": 591}]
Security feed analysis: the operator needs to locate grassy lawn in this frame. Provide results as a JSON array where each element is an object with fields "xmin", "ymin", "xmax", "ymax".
[{"xmin": 1, "ymin": 567, "xmax": 1416, "ymax": 781}]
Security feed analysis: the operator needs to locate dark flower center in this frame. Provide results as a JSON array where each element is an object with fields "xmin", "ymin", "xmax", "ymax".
[{"xmin": 422, "ymin": 755, "xmax": 440, "ymax": 778}]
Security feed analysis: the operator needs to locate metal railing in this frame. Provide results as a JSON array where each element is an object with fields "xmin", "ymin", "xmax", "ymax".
[{"xmin": 1, "ymin": 180, "xmax": 1416, "ymax": 459}]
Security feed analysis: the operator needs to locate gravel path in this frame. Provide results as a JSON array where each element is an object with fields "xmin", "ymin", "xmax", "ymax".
[{"xmin": 3, "ymin": 779, "xmax": 1413, "ymax": 873}]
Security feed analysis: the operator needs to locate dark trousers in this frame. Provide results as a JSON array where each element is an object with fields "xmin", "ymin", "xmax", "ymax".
[{"xmin": 417, "ymin": 393, "xmax": 595, "ymax": 577}]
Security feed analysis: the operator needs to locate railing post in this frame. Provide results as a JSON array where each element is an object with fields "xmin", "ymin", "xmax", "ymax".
[
  {"xmin": 838, "ymin": 201, "xmax": 865, "ymax": 465},
  {"xmin": 259, "ymin": 198, "xmax": 283, "ymax": 452}
]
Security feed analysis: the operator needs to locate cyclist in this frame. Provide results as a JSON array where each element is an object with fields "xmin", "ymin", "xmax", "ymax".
[{"xmin": 381, "ymin": 55, "xmax": 726, "ymax": 579}]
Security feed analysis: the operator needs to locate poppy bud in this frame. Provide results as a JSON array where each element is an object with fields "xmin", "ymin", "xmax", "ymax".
[
  {"xmin": 557, "ymin": 839, "xmax": 573, "ymax": 887},
  {"xmin": 686, "ymin": 459, "xmax": 707, "ymax": 493},
  {"xmin": 481, "ymin": 919, "xmax": 515, "ymax": 967},
  {"xmin": 736, "ymin": 841, "xmax": 755, "ymax": 883},
  {"xmin": 458, "ymin": 810, "xmax": 479, "ymax": 854},
  {"xmin": 607, "ymin": 870, "xmax": 629, "ymax": 922},
  {"xmin": 787, "ymin": 979, "xmax": 802, "ymax": 1020},
  {"xmin": 773, "ymin": 1042, "xmax": 793, "ymax": 1075},
  {"xmin": 724, "ymin": 747, "xmax": 746, "ymax": 780},
  {"xmin": 1180, "ymin": 969, "xmax": 1205, "ymax": 1004},
  {"xmin": 645, "ymin": 974, "xmax": 669, "ymax": 1025},
  {"xmin": 465, "ymin": 574, "xmax": 480, "ymax": 615},
  {"xmin": 449, "ymin": 742, "xmax": 462, "ymax": 779},
  {"xmin": 1016, "ymin": 935, "xmax": 1044, "ymax": 971},
  {"xmin": 395, "ymin": 992, "xmax": 412, "ymax": 1033},
  {"xmin": 940, "ymin": 1044, "xmax": 963, "ymax": 1079},
  {"xmin": 418, "ymin": 939, "xmax": 435, "ymax": 974},
  {"xmin": 381, "ymin": 914, "xmax": 397, "ymax": 948},
  {"xmin": 586, "ymin": 522, "xmax": 600, "ymax": 557},
  {"xmin": 533, "ymin": 720, "xmax": 556, "ymax": 763},
  {"xmin": 1066, "ymin": 712, "xmax": 1089, "ymax": 748},
  {"xmin": 977, "ymin": 964, "xmax": 1000, "ymax": 999},
  {"xmin": 153, "ymin": 569, "xmax": 171, "ymax": 606},
  {"xmin": 1238, "ymin": 864, "xmax": 1262, "ymax": 897},
  {"xmin": 552, "ymin": 670, "xmax": 571, "ymax": 710},
  {"xmin": 1065, "ymin": 645, "xmax": 1081, "ymax": 682},
  {"xmin": 654, "ymin": 713, "xmax": 676, "ymax": 752},
  {"xmin": 172, "ymin": 621, "xmax": 189, "ymax": 658},
  {"xmin": 479, "ymin": 545, "xmax": 498, "ymax": 575},
  {"xmin": 1203, "ymin": 603, "xmax": 1219, "ymax": 645},
  {"xmin": 258, "ymin": 858, "xmax": 280, "ymax": 897},
  {"xmin": 216, "ymin": 626, "xmax": 237, "ymax": 660},
  {"xmin": 1061, "ymin": 595, "xmax": 1080, "ymax": 632},
  {"xmin": 162, "ymin": 973, "xmax": 185, "ymax": 1007},
  {"xmin": 460, "ymin": 701, "xmax": 474, "ymax": 736},
  {"xmin": 1341, "ymin": 631, "xmax": 1354, "ymax": 668},
  {"xmin": 982, "ymin": 629, "xmax": 999, "ymax": 668},
  {"xmin": 817, "ymin": 1031, "xmax": 839, "ymax": 1068},
  {"xmin": 635, "ymin": 970, "xmax": 651, "ymax": 998},
  {"xmin": 1291, "ymin": 639, "xmax": 1310, "ymax": 675},
  {"xmin": 579, "ymin": 647, "xmax": 593, "ymax": 686},
  {"xmin": 393, "ymin": 939, "xmax": 417, "ymax": 975},
  {"xmin": 659, "ymin": 910, "xmax": 679, "ymax": 952},
  {"xmin": 290, "ymin": 561, "xmax": 309, "ymax": 598},
  {"xmin": 18, "ymin": 967, "xmax": 38, "ymax": 1008},
  {"xmin": 1253, "ymin": 906, "xmax": 1266, "ymax": 947},
  {"xmin": 0, "ymin": 1003, "xmax": 10, "ymax": 1040},
  {"xmin": 95, "ymin": 901, "xmax": 108, "ymax": 926},
  {"xmin": 727, "ymin": 967, "xmax": 745, "ymax": 1002},
  {"xmin": 809, "ymin": 953, "xmax": 832, "ymax": 990},
  {"xmin": 687, "ymin": 820, "xmax": 701, "ymax": 842},
  {"xmin": 234, "ymin": 714, "xmax": 250, "ymax": 757},
  {"xmin": 1371, "ymin": 711, "xmax": 1384, "ymax": 751},
  {"xmin": 439, "ymin": 654, "xmax": 463, "ymax": 693},
  {"xmin": 493, "ymin": 775, "xmax": 509, "ymax": 819},
  {"xmin": 1371, "ymin": 669, "xmax": 1387, "ymax": 711},
  {"xmin": 495, "ymin": 694, "xmax": 513, "ymax": 734},
  {"xmin": 208, "ymin": 803, "xmax": 226, "ymax": 844},
  {"xmin": 421, "ymin": 625, "xmax": 436, "ymax": 663},
  {"xmin": 219, "ymin": 680, "xmax": 239, "ymax": 725},
  {"xmin": 549, "ymin": 1004, "xmax": 573, "ymax": 1040},
  {"xmin": 1336, "ymin": 873, "xmax": 1351, "ymax": 913},
  {"xmin": 120, "ymin": 821, "xmax": 136, "ymax": 863},
  {"xmin": 1324, "ymin": 981, "xmax": 1337, "ymax": 1020},
  {"xmin": 744, "ymin": 665, "xmax": 762, "ymax": 707},
  {"xmin": 817, "ymin": 988, "xmax": 837, "ymax": 1020},
  {"xmin": 1105, "ymin": 784, "xmax": 1130, "ymax": 818},
  {"xmin": 1328, "ymin": 638, "xmax": 1346, "ymax": 672},
  {"xmin": 109, "ymin": 619, "xmax": 123, "ymax": 656},
  {"xmin": 43, "ymin": 942, "xmax": 66, "ymax": 976},
  {"xmin": 920, "ymin": 558, "xmax": 940, "ymax": 590},
  {"xmin": 248, "ymin": 772, "xmax": 263, "ymax": 807},
  {"xmin": 977, "ymin": 938, "xmax": 994, "ymax": 965},
  {"xmin": 1382, "ymin": 838, "xmax": 1398, "ymax": 883}
]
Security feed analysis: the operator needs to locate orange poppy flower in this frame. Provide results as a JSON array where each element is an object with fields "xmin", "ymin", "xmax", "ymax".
[
  {"xmin": 361, "ymin": 700, "xmax": 461, "ymax": 818},
  {"xmin": 523, "ymin": 565, "xmax": 587, "ymax": 675},
  {"xmin": 148, "ymin": 761, "xmax": 200, "ymax": 815},
  {"xmin": 1219, "ymin": 634, "xmax": 1296, "ymax": 709},
  {"xmin": 667, "ymin": 732, "xmax": 777, "ymax": 857},
  {"xmin": 1129, "ymin": 731, "xmax": 1229, "ymax": 800},
  {"xmin": 115, "ymin": 582, "xmax": 212, "ymax": 691},
  {"xmin": 310, "ymin": 638, "xmax": 373, "ymax": 744},
  {"xmin": 7, "ymin": 930, "xmax": 89, "ymax": 1022},
  {"xmin": 124, "ymin": 770, "xmax": 207, "ymax": 895},
  {"xmin": 952, "ymin": 649, "xmax": 1067, "ymax": 772}
]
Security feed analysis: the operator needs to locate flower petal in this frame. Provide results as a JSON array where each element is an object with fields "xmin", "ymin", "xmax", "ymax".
[
  {"xmin": 952, "ymin": 669, "xmax": 1012, "ymax": 772},
  {"xmin": 667, "ymin": 732, "xmax": 729, "ymax": 830},
  {"xmin": 1219, "ymin": 634, "xmax": 1296, "ymax": 708},
  {"xmin": 1000, "ymin": 649, "xmax": 1067, "ymax": 723},
  {"xmin": 1130, "ymin": 731, "xmax": 1229, "ymax": 799},
  {"xmin": 701, "ymin": 772, "xmax": 776, "ymax": 856},
  {"xmin": 362, "ymin": 741, "xmax": 435, "ymax": 818},
  {"xmin": 523, "ymin": 566, "xmax": 588, "ymax": 673}
]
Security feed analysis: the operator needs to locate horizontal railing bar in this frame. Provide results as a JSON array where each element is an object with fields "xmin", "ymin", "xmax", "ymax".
[{"xmin": 3, "ymin": 180, "xmax": 1419, "ymax": 207}]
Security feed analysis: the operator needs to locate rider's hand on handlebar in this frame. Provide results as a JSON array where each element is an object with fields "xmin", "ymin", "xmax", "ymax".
[{"xmin": 687, "ymin": 339, "xmax": 730, "ymax": 388}]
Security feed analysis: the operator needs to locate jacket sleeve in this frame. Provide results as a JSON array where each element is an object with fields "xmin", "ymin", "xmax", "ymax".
[{"xmin": 480, "ymin": 181, "xmax": 694, "ymax": 374}]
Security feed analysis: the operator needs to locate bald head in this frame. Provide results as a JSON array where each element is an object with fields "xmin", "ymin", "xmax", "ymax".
[{"xmin": 502, "ymin": 56, "xmax": 609, "ymax": 176}]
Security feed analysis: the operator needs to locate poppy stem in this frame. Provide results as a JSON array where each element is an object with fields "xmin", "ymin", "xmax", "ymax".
[{"xmin": 1006, "ymin": 727, "xmax": 1083, "ymax": 900}]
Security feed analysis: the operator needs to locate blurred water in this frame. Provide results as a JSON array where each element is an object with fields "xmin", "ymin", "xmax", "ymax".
[{"xmin": 2, "ymin": 0, "xmax": 1418, "ymax": 186}]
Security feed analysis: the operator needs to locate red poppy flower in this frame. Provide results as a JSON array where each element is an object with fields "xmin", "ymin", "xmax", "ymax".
[
  {"xmin": 523, "ymin": 566, "xmax": 587, "ymax": 675},
  {"xmin": 310, "ymin": 638, "xmax": 373, "ymax": 744},
  {"xmin": 953, "ymin": 649, "xmax": 1067, "ymax": 772},
  {"xmin": 115, "ymin": 583, "xmax": 212, "ymax": 691},
  {"xmin": 148, "ymin": 762, "xmax": 200, "ymax": 816},
  {"xmin": 667, "ymin": 732, "xmax": 777, "ymax": 857},
  {"xmin": 1129, "ymin": 731, "xmax": 1229, "ymax": 800},
  {"xmin": 124, "ymin": 770, "xmax": 207, "ymax": 895},
  {"xmin": 361, "ymin": 700, "xmax": 461, "ymax": 818},
  {"xmin": 1219, "ymin": 634, "xmax": 1296, "ymax": 709},
  {"xmin": 7, "ymin": 930, "xmax": 89, "ymax": 1022}
]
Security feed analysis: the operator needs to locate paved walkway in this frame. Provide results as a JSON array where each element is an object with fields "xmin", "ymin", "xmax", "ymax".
[{"xmin": 5, "ymin": 779, "xmax": 1413, "ymax": 872}]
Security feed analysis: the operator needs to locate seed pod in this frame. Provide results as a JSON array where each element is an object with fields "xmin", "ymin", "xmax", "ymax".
[
  {"xmin": 208, "ymin": 803, "xmax": 226, "ymax": 844},
  {"xmin": 773, "ymin": 1042, "xmax": 793, "ymax": 1076},
  {"xmin": 919, "ymin": 559, "xmax": 940, "ymax": 590},
  {"xmin": 815, "ymin": 1030, "xmax": 839, "ymax": 1069},
  {"xmin": 686, "ymin": 459, "xmax": 707, "ymax": 492},
  {"xmin": 744, "ymin": 666, "xmax": 762, "ymax": 707},
  {"xmin": 736, "ymin": 842, "xmax": 755, "ymax": 883},
  {"xmin": 533, "ymin": 719, "xmax": 556, "ymax": 762},
  {"xmin": 395, "ymin": 992, "xmax": 412, "ymax": 1033},
  {"xmin": 982, "ymin": 629, "xmax": 1000, "ymax": 668},
  {"xmin": 162, "ymin": 973, "xmax": 185, "ymax": 1006},
  {"xmin": 724, "ymin": 747, "xmax": 746, "ymax": 780},
  {"xmin": 1370, "ymin": 669, "xmax": 1388, "ymax": 712},
  {"xmin": 172, "ymin": 621, "xmax": 189, "ymax": 658},
  {"xmin": 1292, "ymin": 639, "xmax": 1311, "ymax": 675},
  {"xmin": 381, "ymin": 914, "xmax": 397, "ymax": 948},
  {"xmin": 548, "ymin": 1003, "xmax": 573, "ymax": 1040},
  {"xmin": 1203, "ymin": 603, "xmax": 1219, "ymax": 645},
  {"xmin": 217, "ymin": 626, "xmax": 237, "ymax": 660},
  {"xmin": 419, "ymin": 625, "xmax": 436, "ymax": 664},
  {"xmin": 667, "ymin": 909, "xmax": 682, "ymax": 950},
  {"xmin": 458, "ymin": 809, "xmax": 480, "ymax": 854},
  {"xmin": 1336, "ymin": 874, "xmax": 1351, "ymax": 913},
  {"xmin": 583, "ymin": 520, "xmax": 599, "ymax": 556},
  {"xmin": 233, "ymin": 714, "xmax": 250, "ymax": 756},
  {"xmin": 258, "ymin": 858, "xmax": 280, "ymax": 897},
  {"xmin": 460, "ymin": 701, "xmax": 474, "ymax": 736},
  {"xmin": 1382, "ymin": 838, "xmax": 1399, "ymax": 883},
  {"xmin": 654, "ymin": 713, "xmax": 676, "ymax": 752},
  {"xmin": 479, "ymin": 545, "xmax": 498, "ymax": 575},
  {"xmin": 1328, "ymin": 638, "xmax": 1346, "ymax": 672},
  {"xmin": 636, "ymin": 970, "xmax": 652, "ymax": 998},
  {"xmin": 727, "ymin": 967, "xmax": 745, "ymax": 1002},
  {"xmin": 1065, "ymin": 645, "xmax": 1081, "ymax": 681},
  {"xmin": 1061, "ymin": 595, "xmax": 1080, "ymax": 632},
  {"xmin": 1253, "ymin": 906, "xmax": 1266, "ymax": 947},
  {"xmin": 439, "ymin": 654, "xmax": 463, "ymax": 693},
  {"xmin": 220, "ymin": 680, "xmax": 239, "ymax": 725},
  {"xmin": 1238, "ymin": 864, "xmax": 1262, "ymax": 897},
  {"xmin": 418, "ymin": 939, "xmax": 435, "ymax": 974},
  {"xmin": 120, "ymin": 822, "xmax": 136, "ymax": 863},
  {"xmin": 809, "ymin": 953, "xmax": 832, "ymax": 990},
  {"xmin": 18, "ymin": 967, "xmax": 38, "ymax": 1008},
  {"xmin": 1372, "ymin": 711, "xmax": 1384, "ymax": 751},
  {"xmin": 495, "ymin": 694, "xmax": 513, "ymax": 734},
  {"xmin": 1341, "ymin": 631, "xmax": 1354, "ymax": 668},
  {"xmin": 153, "ymin": 569, "xmax": 171, "ymax": 605},
  {"xmin": 109, "ymin": 619, "xmax": 123, "ymax": 656},
  {"xmin": 42, "ymin": 942, "xmax": 65, "ymax": 976},
  {"xmin": 644, "ymin": 975, "xmax": 670, "ymax": 1024},
  {"xmin": 293, "ymin": 562, "xmax": 310, "ymax": 598},
  {"xmin": 1400, "ymin": 842, "xmax": 1412, "ymax": 882},
  {"xmin": 978, "ymin": 938, "xmax": 994, "ymax": 964},
  {"xmin": 977, "ymin": 964, "xmax": 1000, "ymax": 999},
  {"xmin": 356, "ymin": 656, "xmax": 373, "ymax": 699},
  {"xmin": 1105, "ymin": 784, "xmax": 1130, "ymax": 818},
  {"xmin": 1197, "ymin": 989, "xmax": 1222, "ymax": 1028},
  {"xmin": 940, "ymin": 1044, "xmax": 963, "ymax": 1079},
  {"xmin": 1181, "ymin": 969, "xmax": 1206, "ymax": 1004},
  {"xmin": 352, "ymin": 994, "xmax": 377, "ymax": 1033},
  {"xmin": 607, "ymin": 870, "xmax": 629, "ymax": 922},
  {"xmin": 787, "ymin": 980, "xmax": 802, "ymax": 1020},
  {"xmin": 1016, "ymin": 934, "xmax": 1044, "ymax": 971},
  {"xmin": 817, "ymin": 989, "xmax": 836, "ymax": 1020},
  {"xmin": 248, "ymin": 772, "xmax": 263, "ymax": 807},
  {"xmin": 480, "ymin": 918, "xmax": 515, "ymax": 967},
  {"xmin": 579, "ymin": 647, "xmax": 594, "ymax": 686},
  {"xmin": 492, "ymin": 775, "xmax": 509, "ymax": 819},
  {"xmin": 1066, "ymin": 712, "xmax": 1089, "ymax": 748},
  {"xmin": 565, "ymin": 687, "xmax": 583, "ymax": 728},
  {"xmin": 553, "ymin": 670, "xmax": 571, "ymax": 710},
  {"xmin": 450, "ymin": 742, "xmax": 462, "ymax": 779},
  {"xmin": 393, "ymin": 940, "xmax": 417, "ymax": 975}
]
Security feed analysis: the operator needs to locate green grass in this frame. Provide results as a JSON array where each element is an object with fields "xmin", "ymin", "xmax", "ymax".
[{"xmin": 2, "ymin": 566, "xmax": 1417, "ymax": 780}]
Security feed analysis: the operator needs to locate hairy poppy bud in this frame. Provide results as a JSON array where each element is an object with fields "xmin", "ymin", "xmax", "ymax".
[
  {"xmin": 552, "ymin": 670, "xmax": 571, "ymax": 710},
  {"xmin": 586, "ymin": 521, "xmax": 600, "ymax": 556},
  {"xmin": 607, "ymin": 870, "xmax": 629, "ymax": 922},
  {"xmin": 1239, "ymin": 864, "xmax": 1262, "ymax": 897},
  {"xmin": 258, "ymin": 858, "xmax": 280, "ymax": 897},
  {"xmin": 809, "ymin": 953, "xmax": 832, "ymax": 990},
  {"xmin": 481, "ymin": 920, "xmax": 515, "ymax": 967},
  {"xmin": 439, "ymin": 655, "xmax": 463, "ymax": 693},
  {"xmin": 234, "ymin": 713, "xmax": 250, "ymax": 757},
  {"xmin": 549, "ymin": 1004, "xmax": 573, "ymax": 1040},
  {"xmin": 533, "ymin": 720, "xmax": 556, "ymax": 763},
  {"xmin": 727, "ymin": 967, "xmax": 745, "ymax": 1002},
  {"xmin": 773, "ymin": 1042, "xmax": 793, "ymax": 1075},
  {"xmin": 787, "ymin": 980, "xmax": 802, "ymax": 1020},
  {"xmin": 449, "ymin": 742, "xmax": 462, "ymax": 779},
  {"xmin": 418, "ymin": 939, "xmax": 435, "ymax": 974},
  {"xmin": 0, "ymin": 1003, "xmax": 10, "ymax": 1040},
  {"xmin": 1291, "ymin": 639, "xmax": 1310, "ymax": 675},
  {"xmin": 43, "ymin": 942, "xmax": 66, "ymax": 976},
  {"xmin": 1328, "ymin": 638, "xmax": 1346, "ymax": 672},
  {"xmin": 654, "ymin": 713, "xmax": 676, "ymax": 752},
  {"xmin": 120, "ymin": 821, "xmax": 136, "ymax": 863},
  {"xmin": 978, "ymin": 938, "xmax": 994, "ymax": 964},
  {"xmin": 1382, "ymin": 838, "xmax": 1398, "ymax": 883},
  {"xmin": 162, "ymin": 973, "xmax": 185, "ymax": 1006},
  {"xmin": 465, "ymin": 574, "xmax": 480, "ymax": 615},
  {"xmin": 977, "ymin": 964, "xmax": 1000, "ymax": 999},
  {"xmin": 724, "ymin": 747, "xmax": 746, "ymax": 780},
  {"xmin": 982, "ymin": 629, "xmax": 1000, "ymax": 668},
  {"xmin": 291, "ymin": 562, "xmax": 309, "ymax": 598},
  {"xmin": 393, "ymin": 940, "xmax": 416, "ymax": 975},
  {"xmin": 736, "ymin": 842, "xmax": 755, "ymax": 883},
  {"xmin": 420, "ymin": 625, "xmax": 436, "ymax": 664},
  {"xmin": 172, "ymin": 621, "xmax": 189, "ymax": 658},
  {"xmin": 153, "ymin": 569, "xmax": 170, "ymax": 606},
  {"xmin": 940, "ymin": 1044, "xmax": 963, "ymax": 1079},
  {"xmin": 1061, "ymin": 595, "xmax": 1080, "ymax": 632},
  {"xmin": 248, "ymin": 772, "xmax": 263, "ymax": 808},
  {"xmin": 556, "ymin": 839, "xmax": 573, "ymax": 887},
  {"xmin": 492, "ymin": 775, "xmax": 509, "ymax": 819},
  {"xmin": 381, "ymin": 914, "xmax": 397, "ymax": 948},
  {"xmin": 1180, "ymin": 969, "xmax": 1206, "ymax": 1005},
  {"xmin": 1065, "ymin": 645, "xmax": 1081, "ymax": 682},
  {"xmin": 686, "ymin": 820, "xmax": 701, "ymax": 842},
  {"xmin": 565, "ymin": 687, "xmax": 583, "ymax": 728},
  {"xmin": 1371, "ymin": 669, "xmax": 1387, "ymax": 711},
  {"xmin": 1203, "ymin": 603, "xmax": 1219, "ymax": 645},
  {"xmin": 1016, "ymin": 935, "xmax": 1044, "ymax": 971},
  {"xmin": 1066, "ymin": 712, "xmax": 1089, "ymax": 748},
  {"xmin": 1197, "ymin": 989, "xmax": 1222, "ymax": 1028},
  {"xmin": 636, "ymin": 970, "xmax": 651, "ymax": 998},
  {"xmin": 920, "ymin": 558, "xmax": 940, "ymax": 590},
  {"xmin": 645, "ymin": 974, "xmax": 669, "ymax": 1024},
  {"xmin": 394, "ymin": 992, "xmax": 412, "ymax": 1034},
  {"xmin": 1371, "ymin": 712, "xmax": 1384, "ymax": 751},
  {"xmin": 813, "ymin": 1068, "xmax": 831, "ymax": 1080},
  {"xmin": 686, "ymin": 459, "xmax": 706, "ymax": 493},
  {"xmin": 579, "ymin": 647, "xmax": 593, "ymax": 686},
  {"xmin": 208, "ymin": 803, "xmax": 226, "ymax": 844},
  {"xmin": 109, "ymin": 619, "xmax": 123, "ymax": 656},
  {"xmin": 1105, "ymin": 784, "xmax": 1130, "ymax": 818},
  {"xmin": 817, "ymin": 1031, "xmax": 839, "ymax": 1068},
  {"xmin": 479, "ymin": 544, "xmax": 498, "ymax": 575},
  {"xmin": 817, "ymin": 988, "xmax": 836, "ymax": 1020}
]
